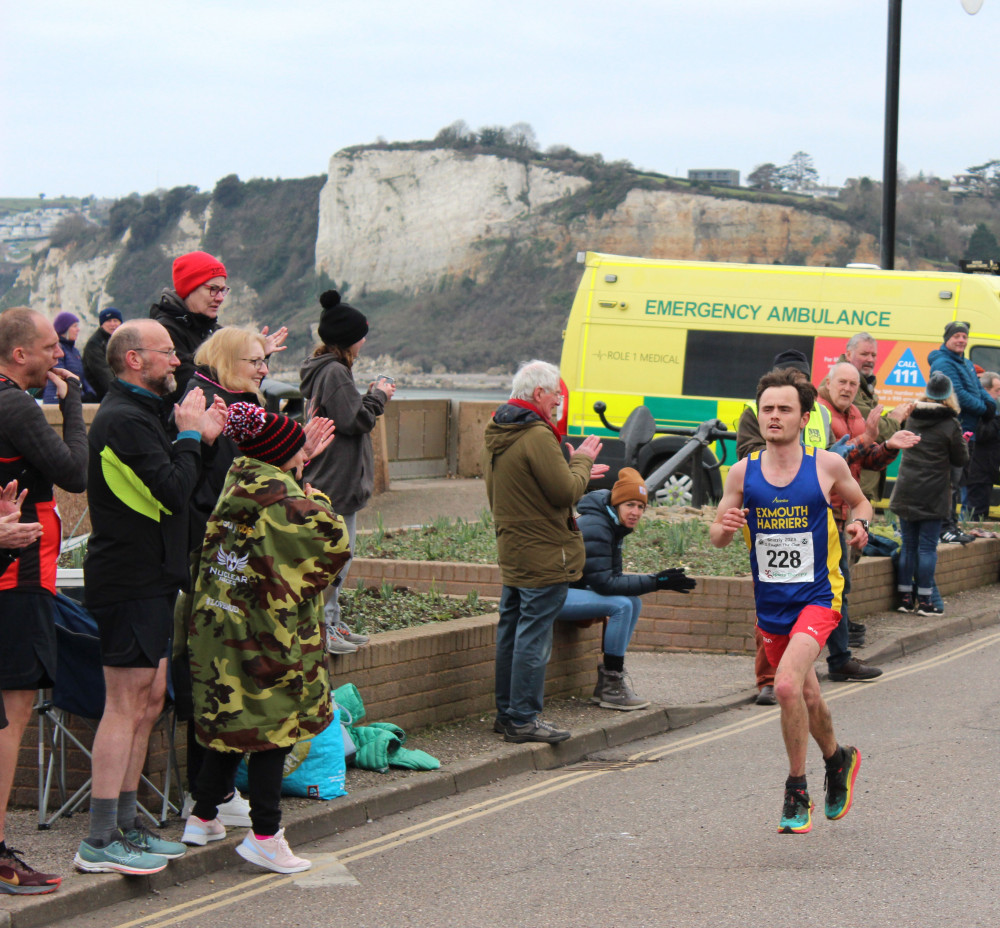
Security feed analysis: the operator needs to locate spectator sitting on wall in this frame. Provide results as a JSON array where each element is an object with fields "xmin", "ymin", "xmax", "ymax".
[{"xmin": 558, "ymin": 467, "xmax": 695, "ymax": 710}]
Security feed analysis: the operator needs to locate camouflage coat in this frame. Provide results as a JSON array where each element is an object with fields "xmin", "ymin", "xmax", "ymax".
[{"xmin": 187, "ymin": 456, "xmax": 350, "ymax": 753}]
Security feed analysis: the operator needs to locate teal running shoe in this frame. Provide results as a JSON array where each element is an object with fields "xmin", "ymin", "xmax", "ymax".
[
  {"xmin": 778, "ymin": 787, "xmax": 813, "ymax": 834},
  {"xmin": 73, "ymin": 831, "xmax": 168, "ymax": 875},
  {"xmin": 825, "ymin": 745, "xmax": 862, "ymax": 820},
  {"xmin": 123, "ymin": 822, "xmax": 187, "ymax": 860}
]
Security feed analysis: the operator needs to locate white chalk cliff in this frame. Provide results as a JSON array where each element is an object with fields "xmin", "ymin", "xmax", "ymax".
[{"xmin": 315, "ymin": 149, "xmax": 590, "ymax": 292}]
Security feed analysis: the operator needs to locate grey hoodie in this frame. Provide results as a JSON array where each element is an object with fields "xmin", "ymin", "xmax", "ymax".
[{"xmin": 299, "ymin": 353, "xmax": 387, "ymax": 514}]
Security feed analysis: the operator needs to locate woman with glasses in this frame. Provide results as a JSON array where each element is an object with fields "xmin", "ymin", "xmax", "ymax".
[
  {"xmin": 172, "ymin": 326, "xmax": 270, "ymax": 828},
  {"xmin": 173, "ymin": 326, "xmax": 334, "ymax": 827},
  {"xmin": 150, "ymin": 251, "xmax": 229, "ymax": 404}
]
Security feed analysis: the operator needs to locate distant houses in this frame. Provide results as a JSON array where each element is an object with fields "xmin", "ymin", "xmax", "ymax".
[{"xmin": 0, "ymin": 207, "xmax": 76, "ymax": 242}]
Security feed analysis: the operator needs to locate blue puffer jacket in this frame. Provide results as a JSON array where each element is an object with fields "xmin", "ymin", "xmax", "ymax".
[
  {"xmin": 572, "ymin": 489, "xmax": 657, "ymax": 596},
  {"xmin": 928, "ymin": 344, "xmax": 997, "ymax": 433}
]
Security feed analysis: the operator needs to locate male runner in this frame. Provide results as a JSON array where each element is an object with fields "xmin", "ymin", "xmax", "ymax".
[{"xmin": 710, "ymin": 368, "xmax": 870, "ymax": 834}]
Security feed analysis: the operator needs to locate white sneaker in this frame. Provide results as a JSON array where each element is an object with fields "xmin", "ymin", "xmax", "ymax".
[
  {"xmin": 235, "ymin": 828, "xmax": 311, "ymax": 873},
  {"xmin": 181, "ymin": 789, "xmax": 251, "ymax": 827},
  {"xmin": 181, "ymin": 815, "xmax": 227, "ymax": 847},
  {"xmin": 325, "ymin": 625, "xmax": 358, "ymax": 654},
  {"xmin": 217, "ymin": 789, "xmax": 252, "ymax": 827},
  {"xmin": 334, "ymin": 621, "xmax": 369, "ymax": 646}
]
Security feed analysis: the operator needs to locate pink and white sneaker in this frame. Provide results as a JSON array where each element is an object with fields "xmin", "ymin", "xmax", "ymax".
[
  {"xmin": 235, "ymin": 829, "xmax": 311, "ymax": 873},
  {"xmin": 181, "ymin": 816, "xmax": 226, "ymax": 847}
]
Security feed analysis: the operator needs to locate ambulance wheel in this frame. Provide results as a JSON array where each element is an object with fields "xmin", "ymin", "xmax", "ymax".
[{"xmin": 654, "ymin": 473, "xmax": 693, "ymax": 507}]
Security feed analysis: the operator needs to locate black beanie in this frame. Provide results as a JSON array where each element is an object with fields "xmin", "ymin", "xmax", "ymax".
[
  {"xmin": 317, "ymin": 290, "xmax": 368, "ymax": 349},
  {"xmin": 772, "ymin": 349, "xmax": 811, "ymax": 377}
]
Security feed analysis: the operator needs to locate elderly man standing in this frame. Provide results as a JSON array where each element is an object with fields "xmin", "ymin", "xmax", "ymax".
[
  {"xmin": 484, "ymin": 360, "xmax": 606, "ymax": 744},
  {"xmin": 838, "ymin": 333, "xmax": 912, "ymax": 504},
  {"xmin": 74, "ymin": 320, "xmax": 226, "ymax": 876},
  {"xmin": 0, "ymin": 308, "xmax": 87, "ymax": 895}
]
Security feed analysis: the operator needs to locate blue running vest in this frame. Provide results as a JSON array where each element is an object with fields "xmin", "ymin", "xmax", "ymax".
[{"xmin": 742, "ymin": 446, "xmax": 844, "ymax": 634}]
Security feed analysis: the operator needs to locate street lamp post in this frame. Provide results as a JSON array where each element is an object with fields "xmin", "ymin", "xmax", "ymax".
[
  {"xmin": 881, "ymin": 0, "xmax": 984, "ymax": 270},
  {"xmin": 880, "ymin": 0, "xmax": 902, "ymax": 270}
]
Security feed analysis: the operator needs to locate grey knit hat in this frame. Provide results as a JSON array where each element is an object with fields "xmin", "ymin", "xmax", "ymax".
[{"xmin": 926, "ymin": 372, "xmax": 953, "ymax": 402}]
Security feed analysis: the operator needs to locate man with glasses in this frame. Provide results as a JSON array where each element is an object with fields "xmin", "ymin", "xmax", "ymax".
[
  {"xmin": 151, "ymin": 251, "xmax": 288, "ymax": 404},
  {"xmin": 76, "ymin": 320, "xmax": 227, "ymax": 876}
]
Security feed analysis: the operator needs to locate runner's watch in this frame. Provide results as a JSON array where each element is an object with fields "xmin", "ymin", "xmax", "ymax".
[{"xmin": 849, "ymin": 518, "xmax": 870, "ymax": 532}]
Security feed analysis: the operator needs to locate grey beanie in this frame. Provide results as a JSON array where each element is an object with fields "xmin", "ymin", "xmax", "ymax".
[
  {"xmin": 944, "ymin": 321, "xmax": 970, "ymax": 342},
  {"xmin": 926, "ymin": 372, "xmax": 953, "ymax": 402}
]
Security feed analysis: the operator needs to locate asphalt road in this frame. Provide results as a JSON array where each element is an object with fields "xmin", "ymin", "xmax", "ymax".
[{"xmin": 47, "ymin": 624, "xmax": 1000, "ymax": 928}]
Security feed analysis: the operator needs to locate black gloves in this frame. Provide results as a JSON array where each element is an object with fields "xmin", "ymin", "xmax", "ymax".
[{"xmin": 653, "ymin": 567, "xmax": 697, "ymax": 593}]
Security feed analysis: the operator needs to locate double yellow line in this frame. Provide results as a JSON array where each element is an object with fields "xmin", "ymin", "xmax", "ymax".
[{"xmin": 107, "ymin": 629, "xmax": 1000, "ymax": 928}]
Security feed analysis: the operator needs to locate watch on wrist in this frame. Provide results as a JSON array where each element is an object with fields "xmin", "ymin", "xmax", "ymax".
[{"xmin": 850, "ymin": 518, "xmax": 870, "ymax": 532}]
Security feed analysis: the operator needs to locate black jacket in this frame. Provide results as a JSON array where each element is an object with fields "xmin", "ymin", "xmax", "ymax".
[
  {"xmin": 150, "ymin": 290, "xmax": 221, "ymax": 404},
  {"xmin": 889, "ymin": 402, "xmax": 969, "ymax": 522},
  {"xmin": 178, "ymin": 367, "xmax": 255, "ymax": 552},
  {"xmin": 82, "ymin": 327, "xmax": 114, "ymax": 401},
  {"xmin": 84, "ymin": 380, "xmax": 203, "ymax": 607},
  {"xmin": 0, "ymin": 375, "xmax": 87, "ymax": 593},
  {"xmin": 572, "ymin": 489, "xmax": 657, "ymax": 596}
]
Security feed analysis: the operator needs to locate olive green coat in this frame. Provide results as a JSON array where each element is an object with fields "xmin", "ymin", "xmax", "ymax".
[{"xmin": 482, "ymin": 404, "xmax": 592, "ymax": 588}]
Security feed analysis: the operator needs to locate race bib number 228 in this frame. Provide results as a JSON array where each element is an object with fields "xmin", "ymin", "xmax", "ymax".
[{"xmin": 754, "ymin": 532, "xmax": 814, "ymax": 584}]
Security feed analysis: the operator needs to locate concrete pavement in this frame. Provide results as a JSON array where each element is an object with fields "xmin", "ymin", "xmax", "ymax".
[{"xmin": 6, "ymin": 577, "xmax": 998, "ymax": 928}]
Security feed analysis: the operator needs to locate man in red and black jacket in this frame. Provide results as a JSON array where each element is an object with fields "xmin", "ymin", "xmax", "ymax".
[{"xmin": 0, "ymin": 307, "xmax": 87, "ymax": 895}]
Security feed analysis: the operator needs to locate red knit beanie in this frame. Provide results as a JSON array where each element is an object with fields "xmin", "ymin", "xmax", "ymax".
[
  {"xmin": 172, "ymin": 251, "xmax": 227, "ymax": 299},
  {"xmin": 223, "ymin": 402, "xmax": 304, "ymax": 467}
]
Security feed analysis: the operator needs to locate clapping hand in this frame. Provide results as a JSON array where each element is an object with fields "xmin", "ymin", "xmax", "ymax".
[
  {"xmin": 260, "ymin": 325, "xmax": 288, "ymax": 356},
  {"xmin": 0, "ymin": 480, "xmax": 42, "ymax": 550},
  {"xmin": 302, "ymin": 416, "xmax": 335, "ymax": 460},
  {"xmin": 654, "ymin": 567, "xmax": 697, "ymax": 593}
]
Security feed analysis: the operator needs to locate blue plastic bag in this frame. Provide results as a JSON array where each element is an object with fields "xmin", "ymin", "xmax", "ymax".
[{"xmin": 236, "ymin": 707, "xmax": 347, "ymax": 800}]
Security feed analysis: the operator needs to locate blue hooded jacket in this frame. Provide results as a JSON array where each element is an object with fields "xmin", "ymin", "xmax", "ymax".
[{"xmin": 927, "ymin": 344, "xmax": 996, "ymax": 433}]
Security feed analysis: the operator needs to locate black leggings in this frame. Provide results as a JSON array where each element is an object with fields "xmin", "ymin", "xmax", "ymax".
[{"xmin": 192, "ymin": 746, "xmax": 291, "ymax": 836}]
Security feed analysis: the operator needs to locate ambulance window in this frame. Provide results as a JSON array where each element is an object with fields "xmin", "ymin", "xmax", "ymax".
[
  {"xmin": 970, "ymin": 345, "xmax": 1000, "ymax": 375},
  {"xmin": 682, "ymin": 331, "xmax": 816, "ymax": 401}
]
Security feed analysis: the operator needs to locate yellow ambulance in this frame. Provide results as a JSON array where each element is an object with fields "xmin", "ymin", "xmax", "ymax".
[{"xmin": 559, "ymin": 251, "xmax": 1000, "ymax": 502}]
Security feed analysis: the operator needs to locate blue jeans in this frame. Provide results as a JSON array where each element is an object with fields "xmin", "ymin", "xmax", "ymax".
[
  {"xmin": 495, "ymin": 583, "xmax": 568, "ymax": 726},
  {"xmin": 557, "ymin": 588, "xmax": 641, "ymax": 657},
  {"xmin": 826, "ymin": 530, "xmax": 853, "ymax": 673},
  {"xmin": 897, "ymin": 518, "xmax": 942, "ymax": 596}
]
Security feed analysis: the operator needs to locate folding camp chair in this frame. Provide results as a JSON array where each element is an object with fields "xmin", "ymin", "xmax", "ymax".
[{"xmin": 36, "ymin": 593, "xmax": 184, "ymax": 829}]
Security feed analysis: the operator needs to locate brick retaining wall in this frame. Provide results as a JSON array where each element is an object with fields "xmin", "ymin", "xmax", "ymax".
[{"xmin": 14, "ymin": 540, "xmax": 998, "ymax": 808}]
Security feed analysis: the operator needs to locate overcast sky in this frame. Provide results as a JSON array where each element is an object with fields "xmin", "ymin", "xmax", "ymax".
[{"xmin": 3, "ymin": 1, "xmax": 997, "ymax": 200}]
